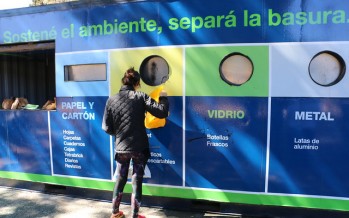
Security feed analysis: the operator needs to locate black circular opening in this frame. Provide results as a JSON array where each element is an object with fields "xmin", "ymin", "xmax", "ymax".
[
  {"xmin": 219, "ymin": 52, "xmax": 254, "ymax": 86},
  {"xmin": 140, "ymin": 55, "xmax": 170, "ymax": 86},
  {"xmin": 308, "ymin": 50, "xmax": 346, "ymax": 87}
]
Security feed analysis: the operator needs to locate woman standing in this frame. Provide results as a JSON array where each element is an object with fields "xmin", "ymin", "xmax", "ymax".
[{"xmin": 102, "ymin": 67, "xmax": 169, "ymax": 218}]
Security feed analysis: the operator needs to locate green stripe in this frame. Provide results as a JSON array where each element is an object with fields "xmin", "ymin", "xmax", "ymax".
[
  {"xmin": 143, "ymin": 185, "xmax": 349, "ymax": 211},
  {"xmin": 0, "ymin": 171, "xmax": 115, "ymax": 191},
  {"xmin": 1, "ymin": 171, "xmax": 348, "ymax": 211}
]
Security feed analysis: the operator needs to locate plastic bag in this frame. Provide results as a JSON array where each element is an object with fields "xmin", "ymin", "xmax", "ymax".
[{"xmin": 144, "ymin": 85, "xmax": 166, "ymax": 129}]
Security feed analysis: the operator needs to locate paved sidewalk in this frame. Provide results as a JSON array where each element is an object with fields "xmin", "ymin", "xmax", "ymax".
[
  {"xmin": 1, "ymin": 185, "xmax": 349, "ymax": 218},
  {"xmin": 0, "ymin": 186, "xmax": 238, "ymax": 218}
]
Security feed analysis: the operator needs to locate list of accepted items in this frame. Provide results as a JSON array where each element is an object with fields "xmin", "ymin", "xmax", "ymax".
[{"xmin": 62, "ymin": 129, "xmax": 85, "ymax": 170}]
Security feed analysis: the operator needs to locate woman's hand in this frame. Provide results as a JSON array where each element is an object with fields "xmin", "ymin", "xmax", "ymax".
[{"xmin": 160, "ymin": 90, "xmax": 167, "ymax": 97}]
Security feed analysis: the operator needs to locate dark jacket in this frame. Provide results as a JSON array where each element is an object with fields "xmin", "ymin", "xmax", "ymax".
[{"xmin": 102, "ymin": 85, "xmax": 169, "ymax": 158}]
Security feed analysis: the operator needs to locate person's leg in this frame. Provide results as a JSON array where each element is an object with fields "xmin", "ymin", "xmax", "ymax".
[
  {"xmin": 130, "ymin": 152, "xmax": 148, "ymax": 218},
  {"xmin": 111, "ymin": 153, "xmax": 131, "ymax": 216}
]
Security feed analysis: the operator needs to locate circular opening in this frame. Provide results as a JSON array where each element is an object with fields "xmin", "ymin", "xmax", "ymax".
[
  {"xmin": 219, "ymin": 52, "xmax": 254, "ymax": 86},
  {"xmin": 308, "ymin": 51, "xmax": 346, "ymax": 86},
  {"xmin": 140, "ymin": 55, "xmax": 170, "ymax": 86}
]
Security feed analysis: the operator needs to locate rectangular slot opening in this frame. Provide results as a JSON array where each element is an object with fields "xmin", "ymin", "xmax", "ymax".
[{"xmin": 64, "ymin": 63, "xmax": 107, "ymax": 82}]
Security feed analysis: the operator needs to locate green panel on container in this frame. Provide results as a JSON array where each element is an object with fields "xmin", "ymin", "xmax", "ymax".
[{"xmin": 185, "ymin": 46, "xmax": 269, "ymax": 97}]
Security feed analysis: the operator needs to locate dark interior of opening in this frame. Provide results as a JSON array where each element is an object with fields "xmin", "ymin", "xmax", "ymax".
[{"xmin": 0, "ymin": 41, "xmax": 56, "ymax": 108}]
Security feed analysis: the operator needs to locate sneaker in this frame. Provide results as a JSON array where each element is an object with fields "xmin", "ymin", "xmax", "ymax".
[{"xmin": 110, "ymin": 211, "xmax": 125, "ymax": 218}]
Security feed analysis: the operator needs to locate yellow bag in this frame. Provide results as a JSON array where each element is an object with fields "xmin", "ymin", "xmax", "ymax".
[{"xmin": 145, "ymin": 85, "xmax": 166, "ymax": 129}]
